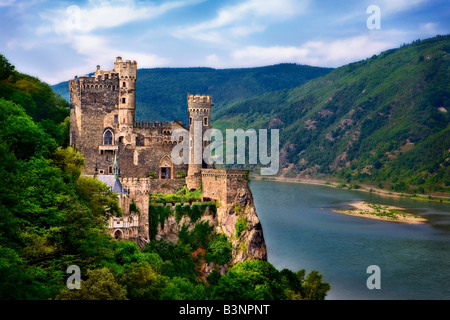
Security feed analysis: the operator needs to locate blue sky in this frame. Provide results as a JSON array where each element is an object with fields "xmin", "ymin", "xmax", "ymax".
[{"xmin": 1, "ymin": 0, "xmax": 449, "ymax": 84}]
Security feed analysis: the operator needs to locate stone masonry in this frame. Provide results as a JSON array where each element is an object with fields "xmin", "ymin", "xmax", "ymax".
[{"xmin": 69, "ymin": 57, "xmax": 266, "ymax": 262}]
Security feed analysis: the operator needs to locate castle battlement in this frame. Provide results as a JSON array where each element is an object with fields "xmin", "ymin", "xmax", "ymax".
[
  {"xmin": 134, "ymin": 120, "xmax": 172, "ymax": 128},
  {"xmin": 201, "ymin": 169, "xmax": 249, "ymax": 178},
  {"xmin": 114, "ymin": 56, "xmax": 137, "ymax": 67},
  {"xmin": 187, "ymin": 93, "xmax": 212, "ymax": 102},
  {"xmin": 114, "ymin": 56, "xmax": 137, "ymax": 79}
]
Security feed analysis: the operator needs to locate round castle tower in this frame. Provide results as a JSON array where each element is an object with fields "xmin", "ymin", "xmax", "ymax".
[
  {"xmin": 186, "ymin": 94, "xmax": 213, "ymax": 190},
  {"xmin": 113, "ymin": 57, "xmax": 137, "ymax": 129}
]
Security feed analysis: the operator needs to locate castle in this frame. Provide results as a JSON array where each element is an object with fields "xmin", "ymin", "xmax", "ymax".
[{"xmin": 68, "ymin": 57, "xmax": 265, "ymax": 260}]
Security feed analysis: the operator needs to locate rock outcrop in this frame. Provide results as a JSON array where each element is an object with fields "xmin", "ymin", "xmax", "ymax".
[{"xmin": 152, "ymin": 186, "xmax": 267, "ymax": 266}]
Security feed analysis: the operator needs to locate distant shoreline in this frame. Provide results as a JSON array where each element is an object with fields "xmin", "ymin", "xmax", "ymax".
[{"xmin": 249, "ymin": 174, "xmax": 450, "ymax": 203}]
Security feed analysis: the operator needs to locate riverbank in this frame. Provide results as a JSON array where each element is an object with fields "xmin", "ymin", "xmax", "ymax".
[
  {"xmin": 332, "ymin": 201, "xmax": 427, "ymax": 224},
  {"xmin": 249, "ymin": 174, "xmax": 450, "ymax": 203}
]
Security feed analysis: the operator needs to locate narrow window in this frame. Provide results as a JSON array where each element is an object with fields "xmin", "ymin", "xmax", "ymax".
[
  {"xmin": 119, "ymin": 136, "xmax": 123, "ymax": 143},
  {"xmin": 114, "ymin": 114, "xmax": 118, "ymax": 123},
  {"xmin": 109, "ymin": 166, "xmax": 113, "ymax": 174},
  {"xmin": 189, "ymin": 117, "xmax": 192, "ymax": 126},
  {"xmin": 123, "ymin": 82, "xmax": 126, "ymax": 87},
  {"xmin": 104, "ymin": 130, "xmax": 113, "ymax": 145},
  {"xmin": 203, "ymin": 117, "xmax": 208, "ymax": 126},
  {"xmin": 122, "ymin": 98, "xmax": 126, "ymax": 104}
]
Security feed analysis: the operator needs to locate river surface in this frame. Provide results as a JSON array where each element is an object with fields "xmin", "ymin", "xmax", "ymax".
[{"xmin": 249, "ymin": 180, "xmax": 450, "ymax": 300}]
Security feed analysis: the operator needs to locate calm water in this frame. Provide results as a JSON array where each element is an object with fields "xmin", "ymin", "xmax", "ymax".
[{"xmin": 250, "ymin": 180, "xmax": 450, "ymax": 300}]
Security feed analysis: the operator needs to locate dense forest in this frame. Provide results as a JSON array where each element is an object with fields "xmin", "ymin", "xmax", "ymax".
[
  {"xmin": 0, "ymin": 54, "xmax": 330, "ymax": 300},
  {"xmin": 213, "ymin": 35, "xmax": 450, "ymax": 195}
]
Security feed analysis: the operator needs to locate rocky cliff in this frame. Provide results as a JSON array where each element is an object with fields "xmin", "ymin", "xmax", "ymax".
[{"xmin": 152, "ymin": 185, "xmax": 267, "ymax": 274}]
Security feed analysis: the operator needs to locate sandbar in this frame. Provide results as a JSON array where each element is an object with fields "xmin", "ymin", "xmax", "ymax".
[{"xmin": 333, "ymin": 201, "xmax": 427, "ymax": 224}]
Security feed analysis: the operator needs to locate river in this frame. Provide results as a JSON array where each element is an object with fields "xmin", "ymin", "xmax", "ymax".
[{"xmin": 250, "ymin": 180, "xmax": 450, "ymax": 300}]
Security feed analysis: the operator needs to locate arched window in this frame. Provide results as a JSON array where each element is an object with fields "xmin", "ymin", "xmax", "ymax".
[
  {"xmin": 122, "ymin": 82, "xmax": 126, "ymax": 87},
  {"xmin": 104, "ymin": 130, "xmax": 113, "ymax": 145},
  {"xmin": 203, "ymin": 116, "xmax": 208, "ymax": 126}
]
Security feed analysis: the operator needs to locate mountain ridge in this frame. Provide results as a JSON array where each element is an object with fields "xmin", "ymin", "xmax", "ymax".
[
  {"xmin": 51, "ymin": 63, "xmax": 333, "ymax": 124},
  {"xmin": 213, "ymin": 35, "xmax": 450, "ymax": 194}
]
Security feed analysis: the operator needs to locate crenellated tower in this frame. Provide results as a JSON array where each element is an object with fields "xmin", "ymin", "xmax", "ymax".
[
  {"xmin": 186, "ymin": 94, "xmax": 213, "ymax": 190},
  {"xmin": 114, "ymin": 57, "xmax": 137, "ymax": 129},
  {"xmin": 68, "ymin": 57, "xmax": 137, "ymax": 175}
]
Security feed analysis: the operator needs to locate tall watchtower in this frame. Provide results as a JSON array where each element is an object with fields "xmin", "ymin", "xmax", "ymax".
[
  {"xmin": 186, "ymin": 94, "xmax": 213, "ymax": 190},
  {"xmin": 114, "ymin": 57, "xmax": 137, "ymax": 129},
  {"xmin": 68, "ymin": 57, "xmax": 137, "ymax": 175}
]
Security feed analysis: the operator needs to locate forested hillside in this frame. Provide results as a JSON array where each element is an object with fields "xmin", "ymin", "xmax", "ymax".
[
  {"xmin": 52, "ymin": 63, "xmax": 332, "ymax": 124},
  {"xmin": 213, "ymin": 35, "xmax": 450, "ymax": 194},
  {"xmin": 0, "ymin": 54, "xmax": 329, "ymax": 300}
]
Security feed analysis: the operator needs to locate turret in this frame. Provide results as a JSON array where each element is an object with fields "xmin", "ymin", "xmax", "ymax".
[
  {"xmin": 186, "ymin": 94, "xmax": 213, "ymax": 190},
  {"xmin": 113, "ymin": 57, "xmax": 137, "ymax": 128}
]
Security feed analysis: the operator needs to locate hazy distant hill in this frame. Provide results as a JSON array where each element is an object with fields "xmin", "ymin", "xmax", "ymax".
[
  {"xmin": 213, "ymin": 35, "xmax": 450, "ymax": 194},
  {"xmin": 51, "ymin": 64, "xmax": 332, "ymax": 124}
]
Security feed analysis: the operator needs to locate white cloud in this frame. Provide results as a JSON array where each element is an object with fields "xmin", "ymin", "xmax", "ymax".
[
  {"xmin": 38, "ymin": 0, "xmax": 203, "ymax": 35},
  {"xmin": 173, "ymin": 0, "xmax": 309, "ymax": 42},
  {"xmin": 68, "ymin": 34, "xmax": 170, "ymax": 73},
  {"xmin": 377, "ymin": 0, "xmax": 428, "ymax": 14},
  {"xmin": 230, "ymin": 35, "xmax": 396, "ymax": 68},
  {"xmin": 419, "ymin": 22, "xmax": 439, "ymax": 34},
  {"xmin": 31, "ymin": 0, "xmax": 197, "ymax": 83},
  {"xmin": 0, "ymin": 0, "xmax": 15, "ymax": 6},
  {"xmin": 205, "ymin": 54, "xmax": 220, "ymax": 66}
]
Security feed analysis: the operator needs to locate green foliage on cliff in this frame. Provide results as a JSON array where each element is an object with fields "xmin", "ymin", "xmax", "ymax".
[
  {"xmin": 0, "ymin": 53, "xmax": 330, "ymax": 300},
  {"xmin": 235, "ymin": 215, "xmax": 248, "ymax": 239},
  {"xmin": 212, "ymin": 260, "xmax": 330, "ymax": 300},
  {"xmin": 149, "ymin": 185, "xmax": 202, "ymax": 204},
  {"xmin": 145, "ymin": 187, "xmax": 330, "ymax": 300},
  {"xmin": 175, "ymin": 202, "xmax": 217, "ymax": 223},
  {"xmin": 1, "ymin": 54, "xmax": 70, "ymax": 147},
  {"xmin": 0, "ymin": 96, "xmax": 122, "ymax": 299},
  {"xmin": 148, "ymin": 204, "xmax": 173, "ymax": 240},
  {"xmin": 212, "ymin": 35, "xmax": 450, "ymax": 194}
]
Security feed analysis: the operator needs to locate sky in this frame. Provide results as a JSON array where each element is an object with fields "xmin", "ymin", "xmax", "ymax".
[{"xmin": 0, "ymin": 0, "xmax": 449, "ymax": 84}]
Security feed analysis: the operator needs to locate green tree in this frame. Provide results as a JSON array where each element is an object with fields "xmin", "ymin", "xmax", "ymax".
[
  {"xmin": 212, "ymin": 269, "xmax": 254, "ymax": 300},
  {"xmin": 51, "ymin": 146, "xmax": 84, "ymax": 181},
  {"xmin": 161, "ymin": 277, "xmax": 207, "ymax": 300},
  {"xmin": 206, "ymin": 234, "xmax": 232, "ymax": 265},
  {"xmin": 0, "ymin": 98, "xmax": 56, "ymax": 160},
  {"xmin": 76, "ymin": 176, "xmax": 122, "ymax": 218},
  {"xmin": 213, "ymin": 260, "xmax": 284, "ymax": 300},
  {"xmin": 120, "ymin": 261, "xmax": 166, "ymax": 300},
  {"xmin": 0, "ymin": 54, "xmax": 14, "ymax": 80},
  {"xmin": 302, "ymin": 270, "xmax": 331, "ymax": 300},
  {"xmin": 56, "ymin": 268, "xmax": 127, "ymax": 300}
]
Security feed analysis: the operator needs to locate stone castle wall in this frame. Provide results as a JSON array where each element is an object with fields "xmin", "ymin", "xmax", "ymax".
[
  {"xmin": 201, "ymin": 169, "xmax": 250, "ymax": 205},
  {"xmin": 69, "ymin": 58, "xmax": 267, "ymax": 264},
  {"xmin": 119, "ymin": 177, "xmax": 185, "ymax": 240}
]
